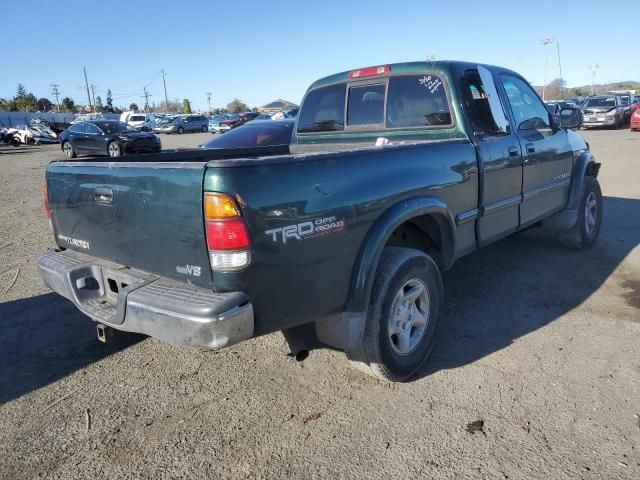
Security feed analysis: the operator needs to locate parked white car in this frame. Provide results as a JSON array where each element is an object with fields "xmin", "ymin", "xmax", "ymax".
[{"xmin": 127, "ymin": 113, "xmax": 156, "ymax": 132}]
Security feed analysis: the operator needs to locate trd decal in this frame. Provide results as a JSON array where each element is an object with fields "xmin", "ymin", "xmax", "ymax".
[{"xmin": 265, "ymin": 216, "xmax": 346, "ymax": 244}]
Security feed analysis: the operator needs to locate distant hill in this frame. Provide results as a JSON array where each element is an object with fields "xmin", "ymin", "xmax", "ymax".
[{"xmin": 534, "ymin": 79, "xmax": 639, "ymax": 100}]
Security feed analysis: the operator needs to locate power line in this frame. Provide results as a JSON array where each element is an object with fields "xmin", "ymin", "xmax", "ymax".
[
  {"xmin": 83, "ymin": 66, "xmax": 92, "ymax": 110},
  {"xmin": 141, "ymin": 87, "xmax": 152, "ymax": 111},
  {"xmin": 50, "ymin": 84, "xmax": 61, "ymax": 112},
  {"xmin": 162, "ymin": 70, "xmax": 169, "ymax": 108},
  {"xmin": 540, "ymin": 37, "xmax": 554, "ymax": 101}
]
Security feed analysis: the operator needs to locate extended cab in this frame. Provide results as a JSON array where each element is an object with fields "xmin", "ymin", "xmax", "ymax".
[{"xmin": 38, "ymin": 61, "xmax": 602, "ymax": 381}]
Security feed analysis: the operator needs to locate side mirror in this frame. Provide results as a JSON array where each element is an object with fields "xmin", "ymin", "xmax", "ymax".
[{"xmin": 559, "ymin": 107, "xmax": 583, "ymax": 130}]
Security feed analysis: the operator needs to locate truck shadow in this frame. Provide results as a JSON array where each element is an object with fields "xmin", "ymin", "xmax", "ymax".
[
  {"xmin": 0, "ymin": 293, "xmax": 142, "ymax": 404},
  {"xmin": 415, "ymin": 195, "xmax": 639, "ymax": 381}
]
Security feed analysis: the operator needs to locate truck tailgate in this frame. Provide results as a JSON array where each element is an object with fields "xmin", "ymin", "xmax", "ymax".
[{"xmin": 46, "ymin": 161, "xmax": 213, "ymax": 288}]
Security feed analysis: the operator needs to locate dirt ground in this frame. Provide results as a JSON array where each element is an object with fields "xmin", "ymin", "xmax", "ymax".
[{"xmin": 0, "ymin": 129, "xmax": 638, "ymax": 480}]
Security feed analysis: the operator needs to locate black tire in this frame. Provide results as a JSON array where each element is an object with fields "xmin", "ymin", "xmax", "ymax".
[
  {"xmin": 201, "ymin": 125, "xmax": 207, "ymax": 132},
  {"xmin": 9, "ymin": 135, "xmax": 21, "ymax": 147},
  {"xmin": 177, "ymin": 127, "xmax": 184, "ymax": 134},
  {"xmin": 107, "ymin": 141, "xmax": 122, "ymax": 157},
  {"xmin": 62, "ymin": 141, "xmax": 76, "ymax": 158},
  {"xmin": 346, "ymin": 247, "xmax": 443, "ymax": 382},
  {"xmin": 558, "ymin": 176, "xmax": 603, "ymax": 249}
]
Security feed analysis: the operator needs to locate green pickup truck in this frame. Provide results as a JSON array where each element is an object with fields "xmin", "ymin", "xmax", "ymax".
[{"xmin": 38, "ymin": 61, "xmax": 602, "ymax": 381}]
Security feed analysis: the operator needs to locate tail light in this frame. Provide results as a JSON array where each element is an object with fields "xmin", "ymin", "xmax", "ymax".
[
  {"xmin": 204, "ymin": 193, "xmax": 250, "ymax": 271},
  {"xmin": 42, "ymin": 181, "xmax": 51, "ymax": 218}
]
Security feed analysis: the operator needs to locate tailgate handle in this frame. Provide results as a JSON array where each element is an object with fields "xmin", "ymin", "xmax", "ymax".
[{"xmin": 94, "ymin": 186, "xmax": 113, "ymax": 205}]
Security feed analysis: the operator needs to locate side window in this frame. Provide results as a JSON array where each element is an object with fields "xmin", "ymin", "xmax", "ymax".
[
  {"xmin": 499, "ymin": 74, "xmax": 553, "ymax": 133},
  {"xmin": 85, "ymin": 123, "xmax": 101, "ymax": 135},
  {"xmin": 386, "ymin": 75, "xmax": 452, "ymax": 128},
  {"xmin": 460, "ymin": 70, "xmax": 505, "ymax": 135},
  {"xmin": 347, "ymin": 84, "xmax": 385, "ymax": 126},
  {"xmin": 297, "ymin": 83, "xmax": 346, "ymax": 133},
  {"xmin": 69, "ymin": 123, "xmax": 85, "ymax": 134}
]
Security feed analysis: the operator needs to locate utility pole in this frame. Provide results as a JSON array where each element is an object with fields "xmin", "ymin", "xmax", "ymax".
[
  {"xmin": 426, "ymin": 54, "xmax": 436, "ymax": 62},
  {"xmin": 90, "ymin": 84, "xmax": 97, "ymax": 112},
  {"xmin": 556, "ymin": 41, "xmax": 564, "ymax": 99},
  {"xmin": 540, "ymin": 37, "xmax": 554, "ymax": 101},
  {"xmin": 141, "ymin": 87, "xmax": 152, "ymax": 112},
  {"xmin": 588, "ymin": 64, "xmax": 600, "ymax": 96},
  {"xmin": 83, "ymin": 66, "xmax": 92, "ymax": 111},
  {"xmin": 50, "ymin": 84, "xmax": 61, "ymax": 112},
  {"xmin": 206, "ymin": 92, "xmax": 212, "ymax": 113},
  {"xmin": 161, "ymin": 70, "xmax": 169, "ymax": 110}
]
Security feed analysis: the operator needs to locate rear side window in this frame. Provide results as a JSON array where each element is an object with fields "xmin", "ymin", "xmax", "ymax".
[
  {"xmin": 129, "ymin": 115, "xmax": 145, "ymax": 121},
  {"xmin": 386, "ymin": 75, "xmax": 451, "ymax": 128},
  {"xmin": 297, "ymin": 83, "xmax": 346, "ymax": 133}
]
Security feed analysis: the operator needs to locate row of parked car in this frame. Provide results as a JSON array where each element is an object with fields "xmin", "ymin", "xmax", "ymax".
[
  {"xmin": 55, "ymin": 107, "xmax": 300, "ymax": 158},
  {"xmin": 545, "ymin": 92, "xmax": 639, "ymax": 130}
]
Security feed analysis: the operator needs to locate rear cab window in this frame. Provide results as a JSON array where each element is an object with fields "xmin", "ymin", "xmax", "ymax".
[{"xmin": 296, "ymin": 72, "xmax": 453, "ymax": 135}]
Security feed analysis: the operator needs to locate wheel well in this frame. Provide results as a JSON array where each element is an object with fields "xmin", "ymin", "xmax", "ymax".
[
  {"xmin": 385, "ymin": 214, "xmax": 451, "ymax": 270},
  {"xmin": 586, "ymin": 161, "xmax": 600, "ymax": 178}
]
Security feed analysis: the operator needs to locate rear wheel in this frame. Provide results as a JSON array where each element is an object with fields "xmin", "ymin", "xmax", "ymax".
[
  {"xmin": 62, "ymin": 141, "xmax": 76, "ymax": 158},
  {"xmin": 558, "ymin": 176, "xmax": 603, "ymax": 249},
  {"xmin": 177, "ymin": 127, "xmax": 184, "ymax": 134},
  {"xmin": 346, "ymin": 247, "xmax": 442, "ymax": 382},
  {"xmin": 107, "ymin": 141, "xmax": 122, "ymax": 157}
]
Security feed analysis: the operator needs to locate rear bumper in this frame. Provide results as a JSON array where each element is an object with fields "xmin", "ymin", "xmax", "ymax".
[{"xmin": 37, "ymin": 249, "xmax": 254, "ymax": 349}]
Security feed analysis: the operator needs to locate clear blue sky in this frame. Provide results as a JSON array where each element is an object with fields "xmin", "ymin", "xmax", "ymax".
[{"xmin": 3, "ymin": 0, "xmax": 638, "ymax": 110}]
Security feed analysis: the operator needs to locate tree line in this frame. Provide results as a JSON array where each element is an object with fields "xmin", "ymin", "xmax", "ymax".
[{"xmin": 1, "ymin": 84, "xmax": 261, "ymax": 115}]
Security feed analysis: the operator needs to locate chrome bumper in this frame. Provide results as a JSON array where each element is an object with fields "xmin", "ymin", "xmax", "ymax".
[{"xmin": 37, "ymin": 249, "xmax": 254, "ymax": 349}]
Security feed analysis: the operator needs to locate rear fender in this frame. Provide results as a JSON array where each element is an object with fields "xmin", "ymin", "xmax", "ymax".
[{"xmin": 315, "ymin": 197, "xmax": 455, "ymax": 350}]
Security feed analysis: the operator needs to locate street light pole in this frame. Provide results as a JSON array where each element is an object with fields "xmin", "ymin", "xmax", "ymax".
[
  {"xmin": 206, "ymin": 92, "xmax": 212, "ymax": 113},
  {"xmin": 540, "ymin": 37, "xmax": 554, "ymax": 101},
  {"xmin": 588, "ymin": 64, "xmax": 600, "ymax": 96}
]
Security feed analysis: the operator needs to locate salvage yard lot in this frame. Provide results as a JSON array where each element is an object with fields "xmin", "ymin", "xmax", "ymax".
[{"xmin": 1, "ymin": 130, "xmax": 639, "ymax": 479}]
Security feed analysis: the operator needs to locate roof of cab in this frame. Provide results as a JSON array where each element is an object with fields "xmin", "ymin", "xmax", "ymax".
[{"xmin": 308, "ymin": 60, "xmax": 521, "ymax": 90}]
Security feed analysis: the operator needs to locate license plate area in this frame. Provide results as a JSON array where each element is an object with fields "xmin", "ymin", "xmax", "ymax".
[{"xmin": 101, "ymin": 268, "xmax": 144, "ymax": 304}]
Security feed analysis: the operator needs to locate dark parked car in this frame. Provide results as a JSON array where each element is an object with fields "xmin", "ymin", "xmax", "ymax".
[
  {"xmin": 158, "ymin": 115, "xmax": 209, "ymax": 134},
  {"xmin": 217, "ymin": 112, "xmax": 259, "ymax": 132},
  {"xmin": 581, "ymin": 95, "xmax": 624, "ymax": 128},
  {"xmin": 59, "ymin": 120, "xmax": 161, "ymax": 158},
  {"xmin": 200, "ymin": 119, "xmax": 294, "ymax": 150}
]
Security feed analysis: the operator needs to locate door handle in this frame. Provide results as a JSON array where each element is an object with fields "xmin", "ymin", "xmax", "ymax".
[
  {"xmin": 508, "ymin": 146, "xmax": 519, "ymax": 157},
  {"xmin": 94, "ymin": 186, "xmax": 113, "ymax": 205},
  {"xmin": 526, "ymin": 143, "xmax": 535, "ymax": 154}
]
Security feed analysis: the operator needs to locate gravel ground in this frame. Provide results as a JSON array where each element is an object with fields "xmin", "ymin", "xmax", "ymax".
[{"xmin": 0, "ymin": 129, "xmax": 638, "ymax": 479}]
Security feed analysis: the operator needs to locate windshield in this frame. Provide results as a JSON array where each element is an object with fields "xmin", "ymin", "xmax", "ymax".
[
  {"xmin": 95, "ymin": 122, "xmax": 137, "ymax": 134},
  {"xmin": 584, "ymin": 97, "xmax": 616, "ymax": 108},
  {"xmin": 201, "ymin": 121, "xmax": 293, "ymax": 149}
]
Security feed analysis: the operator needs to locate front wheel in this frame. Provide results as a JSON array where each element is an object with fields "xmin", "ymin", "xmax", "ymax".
[
  {"xmin": 558, "ymin": 176, "xmax": 603, "ymax": 249},
  {"xmin": 177, "ymin": 127, "xmax": 184, "ymax": 134},
  {"xmin": 107, "ymin": 141, "xmax": 122, "ymax": 157},
  {"xmin": 201, "ymin": 125, "xmax": 207, "ymax": 132},
  {"xmin": 347, "ymin": 247, "xmax": 442, "ymax": 382},
  {"xmin": 62, "ymin": 141, "xmax": 76, "ymax": 158}
]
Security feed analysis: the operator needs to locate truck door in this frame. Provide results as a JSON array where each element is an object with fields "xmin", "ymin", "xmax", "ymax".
[
  {"xmin": 497, "ymin": 74, "xmax": 573, "ymax": 227},
  {"xmin": 462, "ymin": 67, "xmax": 523, "ymax": 246}
]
